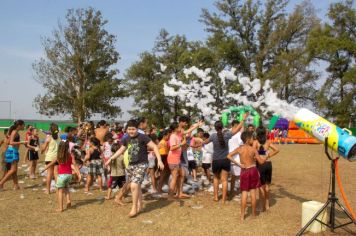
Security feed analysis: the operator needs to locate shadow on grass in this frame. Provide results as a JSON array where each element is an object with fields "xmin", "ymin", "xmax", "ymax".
[
  {"xmin": 270, "ymin": 184, "xmax": 310, "ymax": 207},
  {"xmin": 141, "ymin": 198, "xmax": 174, "ymax": 215},
  {"xmin": 73, "ymin": 198, "xmax": 105, "ymax": 209}
]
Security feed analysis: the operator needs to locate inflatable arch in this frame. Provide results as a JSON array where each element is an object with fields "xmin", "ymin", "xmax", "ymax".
[{"xmin": 221, "ymin": 106, "xmax": 260, "ymax": 127}]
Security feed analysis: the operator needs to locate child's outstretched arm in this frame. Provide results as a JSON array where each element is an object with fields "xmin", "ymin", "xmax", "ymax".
[
  {"xmin": 108, "ymin": 146, "xmax": 126, "ymax": 162},
  {"xmin": 41, "ymin": 159, "xmax": 57, "ymax": 173},
  {"xmin": 231, "ymin": 112, "xmax": 249, "ymax": 135},
  {"xmin": 183, "ymin": 120, "xmax": 204, "ymax": 135}
]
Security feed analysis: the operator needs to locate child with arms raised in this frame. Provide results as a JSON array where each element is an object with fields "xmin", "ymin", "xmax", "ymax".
[{"xmin": 227, "ymin": 131, "xmax": 267, "ymax": 221}]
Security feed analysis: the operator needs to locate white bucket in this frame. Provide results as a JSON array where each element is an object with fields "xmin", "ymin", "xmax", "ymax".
[{"xmin": 302, "ymin": 201, "xmax": 328, "ymax": 233}]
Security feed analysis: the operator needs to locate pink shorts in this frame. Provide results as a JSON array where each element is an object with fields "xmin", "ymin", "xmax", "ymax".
[{"xmin": 240, "ymin": 166, "xmax": 261, "ymax": 191}]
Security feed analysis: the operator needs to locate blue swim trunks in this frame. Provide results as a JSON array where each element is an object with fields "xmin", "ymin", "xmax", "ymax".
[{"xmin": 5, "ymin": 146, "xmax": 19, "ymax": 163}]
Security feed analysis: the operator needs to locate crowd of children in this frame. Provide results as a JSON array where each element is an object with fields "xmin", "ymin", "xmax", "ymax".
[{"xmin": 0, "ymin": 116, "xmax": 279, "ymax": 220}]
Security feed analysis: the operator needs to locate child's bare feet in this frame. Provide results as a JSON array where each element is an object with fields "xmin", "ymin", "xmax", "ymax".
[
  {"xmin": 128, "ymin": 209, "xmax": 138, "ymax": 218},
  {"xmin": 105, "ymin": 196, "xmax": 111, "ymax": 200},
  {"xmin": 178, "ymin": 193, "xmax": 190, "ymax": 199},
  {"xmin": 114, "ymin": 200, "xmax": 126, "ymax": 206},
  {"xmin": 56, "ymin": 208, "xmax": 63, "ymax": 213},
  {"xmin": 13, "ymin": 185, "xmax": 20, "ymax": 190},
  {"xmin": 66, "ymin": 202, "xmax": 72, "ymax": 208}
]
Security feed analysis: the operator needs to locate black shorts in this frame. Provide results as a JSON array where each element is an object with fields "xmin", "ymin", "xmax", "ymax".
[
  {"xmin": 257, "ymin": 161, "xmax": 272, "ymax": 185},
  {"xmin": 28, "ymin": 151, "xmax": 39, "ymax": 161},
  {"xmin": 45, "ymin": 161, "xmax": 59, "ymax": 166},
  {"xmin": 212, "ymin": 159, "xmax": 231, "ymax": 174},
  {"xmin": 202, "ymin": 163, "xmax": 211, "ymax": 170},
  {"xmin": 110, "ymin": 176, "xmax": 126, "ymax": 189},
  {"xmin": 188, "ymin": 160, "xmax": 197, "ymax": 170},
  {"xmin": 161, "ymin": 155, "xmax": 169, "ymax": 169},
  {"xmin": 5, "ymin": 163, "xmax": 11, "ymax": 171}
]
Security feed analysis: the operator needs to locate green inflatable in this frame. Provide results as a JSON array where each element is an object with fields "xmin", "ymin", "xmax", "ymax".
[
  {"xmin": 221, "ymin": 106, "xmax": 260, "ymax": 127},
  {"xmin": 268, "ymin": 115, "xmax": 279, "ymax": 131}
]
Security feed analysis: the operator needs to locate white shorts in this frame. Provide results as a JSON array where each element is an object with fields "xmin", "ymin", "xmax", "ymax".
[
  {"xmin": 231, "ymin": 164, "xmax": 241, "ymax": 176},
  {"xmin": 231, "ymin": 155, "xmax": 241, "ymax": 176}
]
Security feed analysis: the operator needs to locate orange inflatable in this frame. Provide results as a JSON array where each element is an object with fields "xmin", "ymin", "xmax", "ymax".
[{"xmin": 287, "ymin": 122, "xmax": 321, "ymax": 144}]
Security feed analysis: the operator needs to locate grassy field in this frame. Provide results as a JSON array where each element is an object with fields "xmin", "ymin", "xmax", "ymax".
[{"xmin": 0, "ymin": 132, "xmax": 355, "ymax": 235}]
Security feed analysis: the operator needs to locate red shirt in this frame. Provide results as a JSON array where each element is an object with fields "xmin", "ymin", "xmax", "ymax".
[{"xmin": 58, "ymin": 155, "xmax": 72, "ymax": 175}]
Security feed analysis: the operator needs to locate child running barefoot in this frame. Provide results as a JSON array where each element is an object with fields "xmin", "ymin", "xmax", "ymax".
[
  {"xmin": 84, "ymin": 137, "xmax": 104, "ymax": 193},
  {"xmin": 107, "ymin": 119, "xmax": 164, "ymax": 218},
  {"xmin": 227, "ymin": 131, "xmax": 267, "ymax": 221},
  {"xmin": 105, "ymin": 143, "xmax": 126, "ymax": 202},
  {"xmin": 43, "ymin": 141, "xmax": 81, "ymax": 212},
  {"xmin": 27, "ymin": 128, "xmax": 40, "ymax": 179}
]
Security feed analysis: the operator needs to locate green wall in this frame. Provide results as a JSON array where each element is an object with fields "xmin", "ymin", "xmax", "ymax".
[{"xmin": 0, "ymin": 119, "xmax": 77, "ymax": 131}]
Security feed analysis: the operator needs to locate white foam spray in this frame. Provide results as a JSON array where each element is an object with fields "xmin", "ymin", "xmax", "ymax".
[{"xmin": 164, "ymin": 66, "xmax": 299, "ymax": 121}]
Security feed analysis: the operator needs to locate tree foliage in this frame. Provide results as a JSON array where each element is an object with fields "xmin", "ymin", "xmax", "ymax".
[
  {"xmin": 33, "ymin": 8, "xmax": 125, "ymax": 122},
  {"xmin": 308, "ymin": 0, "xmax": 356, "ymax": 126},
  {"xmin": 200, "ymin": 0, "xmax": 319, "ymax": 105}
]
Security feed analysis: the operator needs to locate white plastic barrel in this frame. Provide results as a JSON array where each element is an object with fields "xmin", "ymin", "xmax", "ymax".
[{"xmin": 302, "ymin": 201, "xmax": 328, "ymax": 233}]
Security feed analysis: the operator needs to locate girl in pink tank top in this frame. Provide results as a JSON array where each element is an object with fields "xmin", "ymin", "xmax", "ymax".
[{"xmin": 43, "ymin": 141, "xmax": 81, "ymax": 212}]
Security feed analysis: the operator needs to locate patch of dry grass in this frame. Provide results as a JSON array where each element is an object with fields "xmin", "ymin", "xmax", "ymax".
[{"xmin": 0, "ymin": 133, "xmax": 355, "ymax": 235}]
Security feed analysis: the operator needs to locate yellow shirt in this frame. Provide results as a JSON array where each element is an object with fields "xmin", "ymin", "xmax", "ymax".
[{"xmin": 159, "ymin": 139, "xmax": 168, "ymax": 156}]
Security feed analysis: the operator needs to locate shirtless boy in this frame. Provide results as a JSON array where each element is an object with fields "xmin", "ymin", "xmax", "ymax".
[{"xmin": 227, "ymin": 131, "xmax": 267, "ymax": 221}]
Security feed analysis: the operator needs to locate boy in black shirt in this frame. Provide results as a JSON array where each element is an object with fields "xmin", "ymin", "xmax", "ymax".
[{"xmin": 106, "ymin": 120, "xmax": 164, "ymax": 218}]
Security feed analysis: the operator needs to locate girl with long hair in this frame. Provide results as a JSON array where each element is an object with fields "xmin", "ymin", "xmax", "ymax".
[
  {"xmin": 0, "ymin": 120, "xmax": 27, "ymax": 190},
  {"xmin": 43, "ymin": 141, "xmax": 81, "ymax": 212},
  {"xmin": 253, "ymin": 126, "xmax": 279, "ymax": 211},
  {"xmin": 41, "ymin": 123, "xmax": 60, "ymax": 194},
  {"xmin": 207, "ymin": 114, "xmax": 247, "ymax": 203}
]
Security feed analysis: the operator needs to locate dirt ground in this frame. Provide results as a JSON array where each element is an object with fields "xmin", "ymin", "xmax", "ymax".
[{"xmin": 0, "ymin": 135, "xmax": 355, "ymax": 235}]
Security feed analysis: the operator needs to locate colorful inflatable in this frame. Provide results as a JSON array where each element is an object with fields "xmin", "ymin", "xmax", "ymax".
[{"xmin": 221, "ymin": 106, "xmax": 260, "ymax": 127}]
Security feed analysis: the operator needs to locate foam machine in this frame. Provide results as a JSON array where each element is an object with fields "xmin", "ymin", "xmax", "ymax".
[
  {"xmin": 294, "ymin": 108, "xmax": 356, "ymax": 161},
  {"xmin": 294, "ymin": 108, "xmax": 356, "ymax": 235}
]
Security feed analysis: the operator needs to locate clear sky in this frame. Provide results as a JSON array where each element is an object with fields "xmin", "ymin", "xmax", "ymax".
[{"xmin": 0, "ymin": 0, "xmax": 342, "ymax": 121}]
